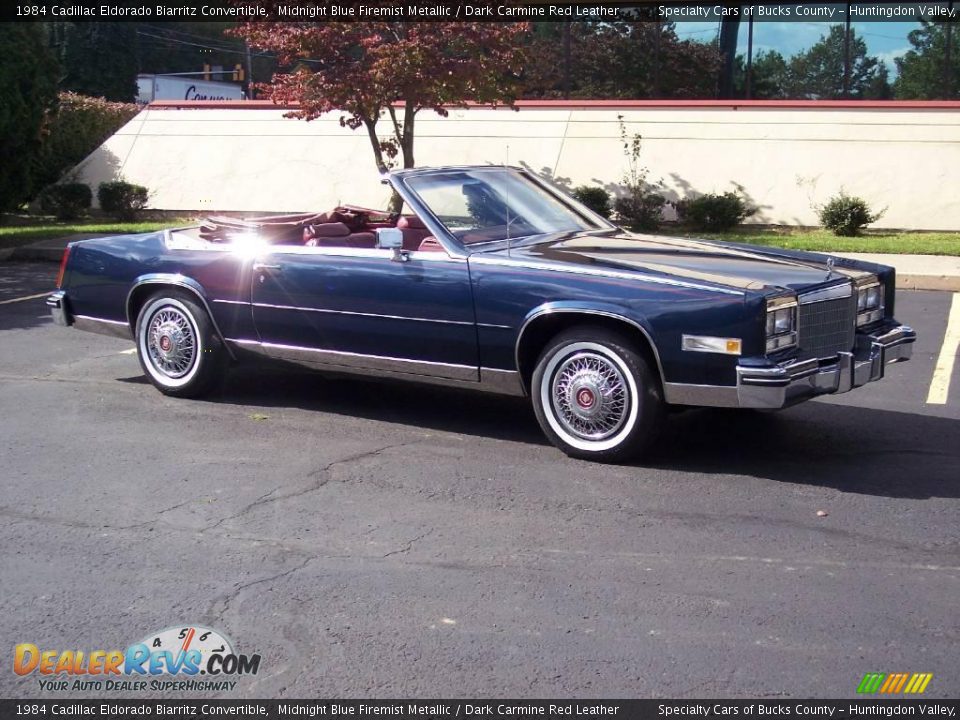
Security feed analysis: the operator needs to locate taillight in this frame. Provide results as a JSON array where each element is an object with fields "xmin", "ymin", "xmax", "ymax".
[{"xmin": 56, "ymin": 246, "xmax": 71, "ymax": 289}]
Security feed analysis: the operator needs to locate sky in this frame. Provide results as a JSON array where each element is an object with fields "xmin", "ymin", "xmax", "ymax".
[{"xmin": 673, "ymin": 19, "xmax": 923, "ymax": 76}]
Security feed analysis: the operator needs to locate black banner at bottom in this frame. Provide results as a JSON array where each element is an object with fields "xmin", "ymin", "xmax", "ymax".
[{"xmin": 2, "ymin": 700, "xmax": 959, "ymax": 720}]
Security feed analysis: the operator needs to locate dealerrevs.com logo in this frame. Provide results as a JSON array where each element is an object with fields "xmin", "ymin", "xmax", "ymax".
[{"xmin": 14, "ymin": 625, "xmax": 261, "ymax": 692}]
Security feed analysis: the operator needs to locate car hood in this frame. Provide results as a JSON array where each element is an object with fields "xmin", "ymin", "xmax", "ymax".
[{"xmin": 483, "ymin": 231, "xmax": 869, "ymax": 293}]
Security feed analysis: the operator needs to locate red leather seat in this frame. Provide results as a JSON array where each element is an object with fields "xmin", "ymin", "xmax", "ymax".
[
  {"xmin": 305, "ymin": 222, "xmax": 350, "ymax": 246},
  {"xmin": 417, "ymin": 237, "xmax": 445, "ymax": 252},
  {"xmin": 397, "ymin": 215, "xmax": 431, "ymax": 250}
]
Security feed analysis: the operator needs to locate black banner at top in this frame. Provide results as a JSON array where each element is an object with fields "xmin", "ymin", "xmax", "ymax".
[
  {"xmin": 3, "ymin": 0, "xmax": 960, "ymax": 23},
  {"xmin": 2, "ymin": 699, "xmax": 960, "ymax": 719}
]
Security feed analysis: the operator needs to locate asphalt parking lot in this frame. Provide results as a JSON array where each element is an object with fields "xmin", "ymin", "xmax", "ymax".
[{"xmin": 1, "ymin": 260, "xmax": 958, "ymax": 699}]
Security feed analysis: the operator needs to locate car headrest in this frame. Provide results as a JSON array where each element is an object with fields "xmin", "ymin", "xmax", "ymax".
[
  {"xmin": 309, "ymin": 222, "xmax": 351, "ymax": 238},
  {"xmin": 397, "ymin": 215, "xmax": 428, "ymax": 230}
]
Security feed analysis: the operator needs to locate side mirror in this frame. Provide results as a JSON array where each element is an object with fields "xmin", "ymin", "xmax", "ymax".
[
  {"xmin": 376, "ymin": 227, "xmax": 403, "ymax": 250},
  {"xmin": 375, "ymin": 227, "xmax": 408, "ymax": 262}
]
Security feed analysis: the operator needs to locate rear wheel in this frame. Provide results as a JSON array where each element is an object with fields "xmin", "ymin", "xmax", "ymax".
[
  {"xmin": 531, "ymin": 327, "xmax": 664, "ymax": 463},
  {"xmin": 135, "ymin": 291, "xmax": 225, "ymax": 398}
]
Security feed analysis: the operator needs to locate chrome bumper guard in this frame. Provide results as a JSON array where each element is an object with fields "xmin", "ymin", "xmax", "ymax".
[
  {"xmin": 47, "ymin": 290, "xmax": 71, "ymax": 327},
  {"xmin": 737, "ymin": 324, "xmax": 916, "ymax": 409}
]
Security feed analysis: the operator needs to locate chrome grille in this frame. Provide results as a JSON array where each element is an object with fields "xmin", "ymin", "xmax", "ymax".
[{"xmin": 797, "ymin": 294, "xmax": 856, "ymax": 360}]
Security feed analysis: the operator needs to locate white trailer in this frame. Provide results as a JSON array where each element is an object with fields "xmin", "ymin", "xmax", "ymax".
[{"xmin": 137, "ymin": 74, "xmax": 243, "ymax": 104}]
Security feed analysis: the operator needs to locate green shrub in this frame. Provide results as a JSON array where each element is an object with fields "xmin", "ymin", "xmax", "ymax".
[
  {"xmin": 98, "ymin": 181, "xmax": 149, "ymax": 220},
  {"xmin": 37, "ymin": 183, "xmax": 92, "ymax": 220},
  {"xmin": 675, "ymin": 191, "xmax": 754, "ymax": 232},
  {"xmin": 571, "ymin": 186, "xmax": 612, "ymax": 218},
  {"xmin": 818, "ymin": 192, "xmax": 882, "ymax": 236},
  {"xmin": 613, "ymin": 115, "xmax": 667, "ymax": 231},
  {"xmin": 614, "ymin": 193, "xmax": 667, "ymax": 231},
  {"xmin": 32, "ymin": 92, "xmax": 139, "ymax": 193}
]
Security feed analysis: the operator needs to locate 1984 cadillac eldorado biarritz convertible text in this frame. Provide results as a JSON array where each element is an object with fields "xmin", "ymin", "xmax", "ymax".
[{"xmin": 48, "ymin": 166, "xmax": 916, "ymax": 462}]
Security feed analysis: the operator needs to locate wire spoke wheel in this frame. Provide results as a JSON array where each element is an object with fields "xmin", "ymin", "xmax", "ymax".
[
  {"xmin": 550, "ymin": 350, "xmax": 629, "ymax": 441},
  {"xmin": 145, "ymin": 306, "xmax": 197, "ymax": 379}
]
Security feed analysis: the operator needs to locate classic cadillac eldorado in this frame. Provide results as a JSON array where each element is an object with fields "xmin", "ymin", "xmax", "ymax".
[{"xmin": 48, "ymin": 166, "xmax": 915, "ymax": 462}]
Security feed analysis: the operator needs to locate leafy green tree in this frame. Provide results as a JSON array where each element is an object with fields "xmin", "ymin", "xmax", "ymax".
[
  {"xmin": 894, "ymin": 21, "xmax": 959, "ymax": 99},
  {"xmin": 787, "ymin": 25, "xmax": 890, "ymax": 99},
  {"xmin": 49, "ymin": 22, "xmax": 139, "ymax": 102},
  {"xmin": 733, "ymin": 50, "xmax": 791, "ymax": 99},
  {"xmin": 0, "ymin": 23, "xmax": 59, "ymax": 212},
  {"xmin": 524, "ymin": 21, "xmax": 719, "ymax": 99}
]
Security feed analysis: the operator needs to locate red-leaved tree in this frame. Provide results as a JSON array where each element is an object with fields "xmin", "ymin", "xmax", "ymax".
[{"xmin": 232, "ymin": 20, "xmax": 529, "ymax": 209}]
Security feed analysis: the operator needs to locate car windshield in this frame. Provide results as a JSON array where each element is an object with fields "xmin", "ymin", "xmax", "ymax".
[{"xmin": 405, "ymin": 169, "xmax": 602, "ymax": 245}]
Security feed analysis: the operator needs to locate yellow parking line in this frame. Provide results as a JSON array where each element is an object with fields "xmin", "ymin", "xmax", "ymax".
[
  {"xmin": 0, "ymin": 292, "xmax": 49, "ymax": 305},
  {"xmin": 926, "ymin": 293, "xmax": 960, "ymax": 405}
]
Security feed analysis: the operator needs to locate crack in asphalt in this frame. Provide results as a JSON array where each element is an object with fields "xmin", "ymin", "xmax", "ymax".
[
  {"xmin": 201, "ymin": 441, "xmax": 414, "ymax": 532},
  {"xmin": 206, "ymin": 555, "xmax": 316, "ymax": 622},
  {"xmin": 382, "ymin": 528, "xmax": 435, "ymax": 558}
]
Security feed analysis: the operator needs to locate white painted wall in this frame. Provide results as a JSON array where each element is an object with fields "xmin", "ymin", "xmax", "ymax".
[{"xmin": 74, "ymin": 102, "xmax": 960, "ymax": 230}]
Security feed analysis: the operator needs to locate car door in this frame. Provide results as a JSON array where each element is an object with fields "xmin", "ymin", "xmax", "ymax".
[{"xmin": 249, "ymin": 244, "xmax": 479, "ymax": 382}]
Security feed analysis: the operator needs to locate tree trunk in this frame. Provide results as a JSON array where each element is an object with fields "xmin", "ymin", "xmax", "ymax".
[
  {"xmin": 362, "ymin": 117, "xmax": 389, "ymax": 174},
  {"xmin": 401, "ymin": 102, "xmax": 415, "ymax": 168}
]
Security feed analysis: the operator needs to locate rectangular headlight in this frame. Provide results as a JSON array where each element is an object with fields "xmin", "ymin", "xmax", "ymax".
[
  {"xmin": 856, "ymin": 279, "xmax": 884, "ymax": 326},
  {"xmin": 765, "ymin": 296, "xmax": 798, "ymax": 354}
]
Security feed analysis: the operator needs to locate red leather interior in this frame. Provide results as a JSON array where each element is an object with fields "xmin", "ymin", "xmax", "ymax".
[
  {"xmin": 397, "ymin": 215, "xmax": 431, "ymax": 250},
  {"xmin": 417, "ymin": 237, "xmax": 445, "ymax": 252},
  {"xmin": 205, "ymin": 208, "xmax": 434, "ymax": 253}
]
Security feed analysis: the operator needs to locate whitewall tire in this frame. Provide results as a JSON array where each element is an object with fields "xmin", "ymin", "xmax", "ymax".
[
  {"xmin": 135, "ymin": 291, "xmax": 225, "ymax": 398},
  {"xmin": 531, "ymin": 327, "xmax": 664, "ymax": 462}
]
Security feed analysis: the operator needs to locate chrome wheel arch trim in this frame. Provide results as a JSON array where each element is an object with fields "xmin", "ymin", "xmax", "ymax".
[
  {"xmin": 126, "ymin": 274, "xmax": 235, "ymax": 360},
  {"xmin": 514, "ymin": 303, "xmax": 666, "ymax": 389}
]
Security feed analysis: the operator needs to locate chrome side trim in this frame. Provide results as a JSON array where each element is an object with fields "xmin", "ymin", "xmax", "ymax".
[
  {"xmin": 254, "ymin": 245, "xmax": 467, "ymax": 263},
  {"xmin": 251, "ymin": 301, "xmax": 474, "ymax": 326},
  {"xmin": 73, "ymin": 315, "xmax": 132, "ymax": 340},
  {"xmin": 211, "ymin": 299, "xmax": 250, "ymax": 306},
  {"xmin": 515, "ymin": 305, "xmax": 666, "ymax": 387},
  {"xmin": 663, "ymin": 382, "xmax": 739, "ymax": 407},
  {"xmin": 798, "ymin": 281, "xmax": 853, "ymax": 305},
  {"xmin": 227, "ymin": 339, "xmax": 477, "ymax": 382},
  {"xmin": 126, "ymin": 274, "xmax": 235, "ymax": 361},
  {"xmin": 469, "ymin": 255, "xmax": 745, "ymax": 297},
  {"xmin": 479, "ymin": 367, "xmax": 526, "ymax": 396},
  {"xmin": 225, "ymin": 338, "xmax": 525, "ymax": 396}
]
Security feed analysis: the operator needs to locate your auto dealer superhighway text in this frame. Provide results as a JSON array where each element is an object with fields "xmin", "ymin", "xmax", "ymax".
[{"xmin": 660, "ymin": 706, "xmax": 956, "ymax": 717}]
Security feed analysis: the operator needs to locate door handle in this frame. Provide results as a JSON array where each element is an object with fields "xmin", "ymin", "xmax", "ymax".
[{"xmin": 253, "ymin": 263, "xmax": 282, "ymax": 271}]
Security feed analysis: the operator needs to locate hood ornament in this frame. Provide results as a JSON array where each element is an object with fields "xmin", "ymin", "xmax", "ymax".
[{"xmin": 825, "ymin": 256, "xmax": 835, "ymax": 280}]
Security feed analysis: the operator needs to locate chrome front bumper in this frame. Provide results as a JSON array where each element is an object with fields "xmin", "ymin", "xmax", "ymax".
[{"xmin": 737, "ymin": 324, "xmax": 916, "ymax": 409}]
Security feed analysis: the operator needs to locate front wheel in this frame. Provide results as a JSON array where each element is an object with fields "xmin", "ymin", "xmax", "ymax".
[
  {"xmin": 135, "ymin": 291, "xmax": 225, "ymax": 398},
  {"xmin": 531, "ymin": 327, "xmax": 664, "ymax": 463}
]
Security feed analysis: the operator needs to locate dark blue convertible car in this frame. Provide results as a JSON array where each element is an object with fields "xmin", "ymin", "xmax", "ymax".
[{"xmin": 48, "ymin": 166, "xmax": 915, "ymax": 462}]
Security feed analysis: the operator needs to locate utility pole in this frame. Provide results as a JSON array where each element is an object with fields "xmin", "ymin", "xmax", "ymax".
[
  {"xmin": 843, "ymin": 1, "xmax": 852, "ymax": 98},
  {"xmin": 946, "ymin": 0, "xmax": 955, "ymax": 99},
  {"xmin": 746, "ymin": 10, "xmax": 754, "ymax": 99},
  {"xmin": 245, "ymin": 41, "xmax": 254, "ymax": 99}
]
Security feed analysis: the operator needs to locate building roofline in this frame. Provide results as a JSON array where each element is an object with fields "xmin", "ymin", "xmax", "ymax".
[{"xmin": 147, "ymin": 99, "xmax": 960, "ymax": 111}]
